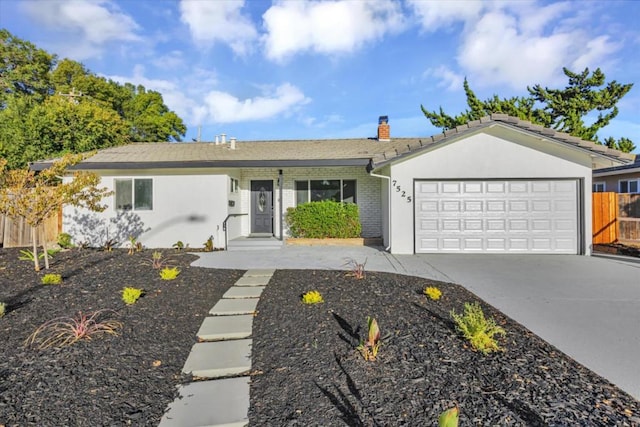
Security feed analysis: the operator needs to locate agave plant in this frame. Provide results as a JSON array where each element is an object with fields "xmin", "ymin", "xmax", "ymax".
[{"xmin": 357, "ymin": 316, "xmax": 381, "ymax": 361}]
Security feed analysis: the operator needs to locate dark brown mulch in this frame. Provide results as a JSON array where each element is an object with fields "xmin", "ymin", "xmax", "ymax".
[
  {"xmin": 594, "ymin": 243, "xmax": 640, "ymax": 258},
  {"xmin": 249, "ymin": 270, "xmax": 640, "ymax": 426},
  {"xmin": 0, "ymin": 248, "xmax": 242, "ymax": 426}
]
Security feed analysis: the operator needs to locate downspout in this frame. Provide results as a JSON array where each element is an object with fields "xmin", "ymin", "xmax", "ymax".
[
  {"xmin": 278, "ymin": 169, "xmax": 284, "ymax": 241},
  {"xmin": 367, "ymin": 162, "xmax": 392, "ymax": 252}
]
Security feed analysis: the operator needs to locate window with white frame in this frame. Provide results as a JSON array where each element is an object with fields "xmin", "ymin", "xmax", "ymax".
[
  {"xmin": 230, "ymin": 178, "xmax": 239, "ymax": 193},
  {"xmin": 592, "ymin": 182, "xmax": 606, "ymax": 192},
  {"xmin": 295, "ymin": 179, "xmax": 356, "ymax": 205},
  {"xmin": 115, "ymin": 178, "xmax": 153, "ymax": 211},
  {"xmin": 619, "ymin": 179, "xmax": 639, "ymax": 194}
]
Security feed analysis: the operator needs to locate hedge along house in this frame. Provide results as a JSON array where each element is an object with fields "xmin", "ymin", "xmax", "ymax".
[{"xmin": 31, "ymin": 114, "xmax": 634, "ymax": 255}]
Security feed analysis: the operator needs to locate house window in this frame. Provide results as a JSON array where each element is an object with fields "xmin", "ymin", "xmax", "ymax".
[
  {"xmin": 619, "ymin": 179, "xmax": 639, "ymax": 194},
  {"xmin": 592, "ymin": 182, "xmax": 606, "ymax": 192},
  {"xmin": 115, "ymin": 178, "xmax": 153, "ymax": 210},
  {"xmin": 230, "ymin": 178, "xmax": 239, "ymax": 193},
  {"xmin": 295, "ymin": 179, "xmax": 356, "ymax": 204}
]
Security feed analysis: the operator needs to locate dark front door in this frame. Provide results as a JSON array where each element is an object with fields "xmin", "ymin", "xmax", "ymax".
[{"xmin": 251, "ymin": 180, "xmax": 273, "ymax": 234}]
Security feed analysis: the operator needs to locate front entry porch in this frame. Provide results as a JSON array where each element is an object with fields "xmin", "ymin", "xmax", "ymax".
[{"xmin": 226, "ymin": 235, "xmax": 283, "ymax": 251}]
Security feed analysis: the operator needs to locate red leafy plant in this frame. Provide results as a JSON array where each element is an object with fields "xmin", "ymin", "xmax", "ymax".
[
  {"xmin": 356, "ymin": 316, "xmax": 381, "ymax": 361},
  {"xmin": 344, "ymin": 257, "xmax": 367, "ymax": 280},
  {"xmin": 24, "ymin": 309, "xmax": 122, "ymax": 350}
]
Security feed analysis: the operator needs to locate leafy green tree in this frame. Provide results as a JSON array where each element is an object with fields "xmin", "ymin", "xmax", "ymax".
[
  {"xmin": 0, "ymin": 30, "xmax": 187, "ymax": 168},
  {"xmin": 422, "ymin": 68, "xmax": 635, "ymax": 153}
]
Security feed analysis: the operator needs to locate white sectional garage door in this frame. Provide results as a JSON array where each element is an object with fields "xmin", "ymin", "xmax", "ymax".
[{"xmin": 414, "ymin": 180, "xmax": 579, "ymax": 254}]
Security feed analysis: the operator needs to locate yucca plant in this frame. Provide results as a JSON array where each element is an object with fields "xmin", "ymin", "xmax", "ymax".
[
  {"xmin": 357, "ymin": 316, "xmax": 381, "ymax": 361},
  {"xmin": 344, "ymin": 257, "xmax": 367, "ymax": 280},
  {"xmin": 450, "ymin": 302, "xmax": 506, "ymax": 355}
]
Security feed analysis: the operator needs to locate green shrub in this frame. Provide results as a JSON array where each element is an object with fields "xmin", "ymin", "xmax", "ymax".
[
  {"xmin": 122, "ymin": 287, "xmax": 144, "ymax": 305},
  {"xmin": 286, "ymin": 200, "xmax": 361, "ymax": 238},
  {"xmin": 41, "ymin": 274, "xmax": 63, "ymax": 285},
  {"xmin": 57, "ymin": 233, "xmax": 74, "ymax": 249},
  {"xmin": 301, "ymin": 290, "xmax": 324, "ymax": 304},
  {"xmin": 0, "ymin": 302, "xmax": 6, "ymax": 317},
  {"xmin": 450, "ymin": 302, "xmax": 505, "ymax": 355},
  {"xmin": 160, "ymin": 267, "xmax": 180, "ymax": 280}
]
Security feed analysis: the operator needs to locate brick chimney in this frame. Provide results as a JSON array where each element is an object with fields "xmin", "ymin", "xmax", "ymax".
[{"xmin": 377, "ymin": 116, "xmax": 390, "ymax": 141}]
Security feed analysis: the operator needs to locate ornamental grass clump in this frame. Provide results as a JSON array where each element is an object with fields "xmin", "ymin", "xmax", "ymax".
[
  {"xmin": 122, "ymin": 287, "xmax": 144, "ymax": 305},
  {"xmin": 160, "ymin": 267, "xmax": 180, "ymax": 281},
  {"xmin": 24, "ymin": 309, "xmax": 122, "ymax": 349},
  {"xmin": 41, "ymin": 274, "xmax": 62, "ymax": 285},
  {"xmin": 357, "ymin": 316, "xmax": 381, "ymax": 361},
  {"xmin": 344, "ymin": 257, "xmax": 367, "ymax": 280},
  {"xmin": 301, "ymin": 290, "xmax": 324, "ymax": 304},
  {"xmin": 424, "ymin": 286, "xmax": 442, "ymax": 300},
  {"xmin": 450, "ymin": 302, "xmax": 505, "ymax": 355}
]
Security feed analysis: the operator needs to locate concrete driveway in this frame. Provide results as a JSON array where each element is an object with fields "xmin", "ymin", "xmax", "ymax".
[{"xmin": 193, "ymin": 247, "xmax": 640, "ymax": 400}]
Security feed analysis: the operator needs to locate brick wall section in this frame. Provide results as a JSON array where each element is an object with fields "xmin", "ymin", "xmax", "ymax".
[
  {"xmin": 377, "ymin": 124, "xmax": 390, "ymax": 141},
  {"xmin": 239, "ymin": 166, "xmax": 382, "ymax": 238}
]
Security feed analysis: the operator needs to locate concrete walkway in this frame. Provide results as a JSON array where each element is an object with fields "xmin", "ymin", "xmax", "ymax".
[
  {"xmin": 159, "ymin": 269, "xmax": 274, "ymax": 427},
  {"xmin": 193, "ymin": 246, "xmax": 640, "ymax": 400}
]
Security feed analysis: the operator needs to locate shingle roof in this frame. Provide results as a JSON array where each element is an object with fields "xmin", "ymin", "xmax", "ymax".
[
  {"xmin": 593, "ymin": 156, "xmax": 640, "ymax": 176},
  {"xmin": 30, "ymin": 114, "xmax": 634, "ymax": 171}
]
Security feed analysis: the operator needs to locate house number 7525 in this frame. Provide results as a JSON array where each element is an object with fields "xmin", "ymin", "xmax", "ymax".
[{"xmin": 391, "ymin": 181, "xmax": 411, "ymax": 203}]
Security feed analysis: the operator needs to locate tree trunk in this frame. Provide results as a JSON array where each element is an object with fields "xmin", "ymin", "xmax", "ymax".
[
  {"xmin": 32, "ymin": 226, "xmax": 40, "ymax": 271},
  {"xmin": 42, "ymin": 223, "xmax": 50, "ymax": 270}
]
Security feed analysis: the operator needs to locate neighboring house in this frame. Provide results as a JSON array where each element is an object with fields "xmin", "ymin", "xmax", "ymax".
[
  {"xmin": 593, "ymin": 157, "xmax": 640, "ymax": 194},
  {"xmin": 31, "ymin": 114, "xmax": 634, "ymax": 255}
]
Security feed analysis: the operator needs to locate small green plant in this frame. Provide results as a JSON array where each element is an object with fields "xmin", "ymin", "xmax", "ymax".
[
  {"xmin": 24, "ymin": 309, "xmax": 122, "ymax": 349},
  {"xmin": 450, "ymin": 302, "xmax": 506, "ymax": 355},
  {"xmin": 57, "ymin": 232, "xmax": 74, "ymax": 249},
  {"xmin": 203, "ymin": 236, "xmax": 214, "ymax": 252},
  {"xmin": 424, "ymin": 286, "xmax": 442, "ymax": 300},
  {"xmin": 148, "ymin": 251, "xmax": 167, "ymax": 269},
  {"xmin": 41, "ymin": 274, "xmax": 63, "ymax": 285},
  {"xmin": 127, "ymin": 236, "xmax": 142, "ymax": 255},
  {"xmin": 439, "ymin": 406, "xmax": 459, "ymax": 427},
  {"xmin": 356, "ymin": 316, "xmax": 381, "ymax": 361},
  {"xmin": 19, "ymin": 248, "xmax": 58, "ymax": 262},
  {"xmin": 159, "ymin": 267, "xmax": 180, "ymax": 280},
  {"xmin": 301, "ymin": 290, "xmax": 324, "ymax": 304},
  {"xmin": 122, "ymin": 287, "xmax": 144, "ymax": 305},
  {"xmin": 0, "ymin": 302, "xmax": 6, "ymax": 317},
  {"xmin": 344, "ymin": 258, "xmax": 367, "ymax": 280},
  {"xmin": 173, "ymin": 240, "xmax": 184, "ymax": 251}
]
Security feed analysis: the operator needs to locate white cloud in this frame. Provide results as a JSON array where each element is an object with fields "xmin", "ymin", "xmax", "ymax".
[
  {"xmin": 413, "ymin": 1, "xmax": 622, "ymax": 90},
  {"xmin": 424, "ymin": 66, "xmax": 464, "ymax": 91},
  {"xmin": 262, "ymin": 0, "xmax": 405, "ymax": 61},
  {"xmin": 179, "ymin": 0, "xmax": 258, "ymax": 55},
  {"xmin": 203, "ymin": 83, "xmax": 311, "ymax": 123},
  {"xmin": 406, "ymin": 0, "xmax": 483, "ymax": 32},
  {"xmin": 21, "ymin": 0, "xmax": 140, "ymax": 59}
]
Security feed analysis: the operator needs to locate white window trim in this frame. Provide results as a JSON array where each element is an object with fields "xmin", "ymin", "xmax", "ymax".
[
  {"xmin": 295, "ymin": 179, "xmax": 357, "ymax": 205},
  {"xmin": 114, "ymin": 178, "xmax": 154, "ymax": 211},
  {"xmin": 593, "ymin": 181, "xmax": 606, "ymax": 192},
  {"xmin": 618, "ymin": 178, "xmax": 640, "ymax": 194},
  {"xmin": 230, "ymin": 177, "xmax": 239, "ymax": 193}
]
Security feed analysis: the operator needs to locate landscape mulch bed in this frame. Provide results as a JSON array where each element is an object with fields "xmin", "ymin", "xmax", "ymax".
[
  {"xmin": 1, "ymin": 249, "xmax": 638, "ymax": 426},
  {"xmin": 250, "ymin": 270, "xmax": 640, "ymax": 426},
  {"xmin": 0, "ymin": 248, "xmax": 242, "ymax": 426}
]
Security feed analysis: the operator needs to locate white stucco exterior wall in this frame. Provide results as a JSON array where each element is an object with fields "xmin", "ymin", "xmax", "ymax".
[
  {"xmin": 387, "ymin": 128, "xmax": 594, "ymax": 255},
  {"xmin": 63, "ymin": 170, "xmax": 231, "ymax": 249}
]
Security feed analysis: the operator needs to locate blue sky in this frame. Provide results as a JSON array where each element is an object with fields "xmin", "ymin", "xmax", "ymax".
[{"xmin": 1, "ymin": 0, "xmax": 639, "ymax": 151}]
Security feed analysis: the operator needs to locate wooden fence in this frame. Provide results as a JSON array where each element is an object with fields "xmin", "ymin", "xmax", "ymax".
[
  {"xmin": 0, "ymin": 211, "xmax": 61, "ymax": 248},
  {"xmin": 592, "ymin": 192, "xmax": 640, "ymax": 244}
]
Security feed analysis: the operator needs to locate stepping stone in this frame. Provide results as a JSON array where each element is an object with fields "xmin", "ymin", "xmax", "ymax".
[
  {"xmin": 234, "ymin": 275, "xmax": 271, "ymax": 287},
  {"xmin": 223, "ymin": 286, "xmax": 265, "ymax": 299},
  {"xmin": 183, "ymin": 339, "xmax": 252, "ymax": 378},
  {"xmin": 158, "ymin": 377, "xmax": 249, "ymax": 427},
  {"xmin": 210, "ymin": 298, "xmax": 259, "ymax": 316},
  {"xmin": 243, "ymin": 269, "xmax": 274, "ymax": 277},
  {"xmin": 197, "ymin": 315, "xmax": 253, "ymax": 341}
]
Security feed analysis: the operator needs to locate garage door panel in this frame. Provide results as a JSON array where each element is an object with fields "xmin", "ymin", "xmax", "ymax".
[{"xmin": 415, "ymin": 179, "xmax": 578, "ymax": 254}]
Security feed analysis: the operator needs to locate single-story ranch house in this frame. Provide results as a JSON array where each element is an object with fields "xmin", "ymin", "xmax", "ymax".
[
  {"xmin": 593, "ymin": 157, "xmax": 640, "ymax": 194},
  {"xmin": 32, "ymin": 114, "xmax": 635, "ymax": 255}
]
